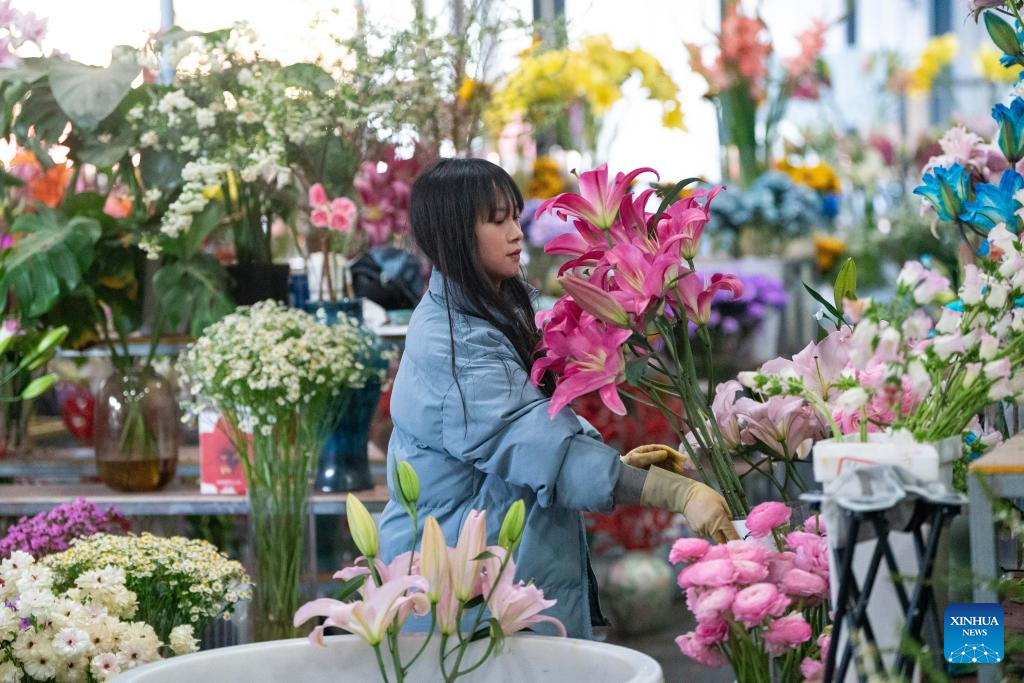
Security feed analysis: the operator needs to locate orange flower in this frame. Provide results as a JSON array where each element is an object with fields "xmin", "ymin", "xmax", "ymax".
[
  {"xmin": 813, "ymin": 234, "xmax": 845, "ymax": 271},
  {"xmin": 8, "ymin": 150, "xmax": 73, "ymax": 209}
]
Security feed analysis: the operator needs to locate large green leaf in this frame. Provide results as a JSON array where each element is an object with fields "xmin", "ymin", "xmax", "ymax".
[
  {"xmin": 832, "ymin": 258, "xmax": 857, "ymax": 312},
  {"xmin": 0, "ymin": 81, "xmax": 31, "ymax": 137},
  {"xmin": 48, "ymin": 55, "xmax": 139, "ymax": 130},
  {"xmin": 139, "ymin": 149, "xmax": 185, "ymax": 198},
  {"xmin": 278, "ymin": 63, "xmax": 335, "ymax": 92},
  {"xmin": 0, "ymin": 209, "xmax": 101, "ymax": 318},
  {"xmin": 183, "ymin": 201, "xmax": 226, "ymax": 259},
  {"xmin": 0, "ymin": 57, "xmax": 50, "ymax": 84},
  {"xmin": 153, "ymin": 255, "xmax": 233, "ymax": 337},
  {"xmin": 13, "ymin": 84, "xmax": 68, "ymax": 161}
]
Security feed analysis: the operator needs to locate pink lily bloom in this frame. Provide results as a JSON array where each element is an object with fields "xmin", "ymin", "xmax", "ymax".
[
  {"xmin": 605, "ymin": 242, "xmax": 683, "ymax": 316},
  {"xmin": 334, "ymin": 551, "xmax": 420, "ymax": 585},
  {"xmin": 451, "ymin": 510, "xmax": 487, "ymax": 601},
  {"xmin": 657, "ymin": 186, "xmax": 723, "ymax": 260},
  {"xmin": 537, "ymin": 164, "xmax": 657, "ymax": 231},
  {"xmin": 676, "ymin": 273, "xmax": 744, "ymax": 324},
  {"xmin": 294, "ymin": 574, "xmax": 430, "ymax": 646},
  {"xmin": 559, "ymin": 275, "xmax": 633, "ymax": 329},
  {"xmin": 547, "ymin": 318, "xmax": 632, "ymax": 417},
  {"xmin": 736, "ymin": 395, "xmax": 826, "ymax": 459},
  {"xmin": 480, "ymin": 550, "xmax": 567, "ymax": 637}
]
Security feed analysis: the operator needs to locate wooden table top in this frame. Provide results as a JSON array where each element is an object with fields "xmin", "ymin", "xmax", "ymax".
[{"xmin": 970, "ymin": 433, "xmax": 1024, "ymax": 474}]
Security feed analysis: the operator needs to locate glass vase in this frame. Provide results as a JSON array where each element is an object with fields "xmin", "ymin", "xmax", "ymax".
[
  {"xmin": 0, "ymin": 394, "xmax": 34, "ymax": 458},
  {"xmin": 94, "ymin": 365, "xmax": 179, "ymax": 492}
]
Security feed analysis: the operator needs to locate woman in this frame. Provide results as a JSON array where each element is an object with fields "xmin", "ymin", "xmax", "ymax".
[{"xmin": 379, "ymin": 158, "xmax": 737, "ymax": 639}]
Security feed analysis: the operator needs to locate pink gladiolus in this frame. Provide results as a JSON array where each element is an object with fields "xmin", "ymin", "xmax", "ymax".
[
  {"xmin": 745, "ymin": 502, "xmax": 792, "ymax": 538},
  {"xmin": 559, "ymin": 275, "xmax": 632, "ymax": 328},
  {"xmin": 764, "ymin": 614, "xmax": 812, "ymax": 656},
  {"xmin": 537, "ymin": 164, "xmax": 657, "ymax": 230},
  {"xmin": 732, "ymin": 583, "xmax": 786, "ymax": 628},
  {"xmin": 294, "ymin": 575, "xmax": 430, "ymax": 646},
  {"xmin": 691, "ymin": 586, "xmax": 736, "ymax": 621},
  {"xmin": 309, "ymin": 183, "xmax": 329, "ymax": 208},
  {"xmin": 480, "ymin": 550, "xmax": 567, "ymax": 637},
  {"xmin": 677, "ymin": 559, "xmax": 738, "ymax": 589},
  {"xmin": 669, "ymin": 538, "xmax": 710, "ymax": 564},
  {"xmin": 781, "ymin": 568, "xmax": 828, "ymax": 598},
  {"xmin": 676, "ymin": 632, "xmax": 725, "ymax": 667},
  {"xmin": 676, "ymin": 273, "xmax": 743, "ymax": 324},
  {"xmin": 451, "ymin": 510, "xmax": 487, "ymax": 601}
]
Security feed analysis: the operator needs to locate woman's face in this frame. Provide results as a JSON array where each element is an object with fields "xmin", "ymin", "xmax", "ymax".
[{"xmin": 475, "ymin": 198, "xmax": 523, "ymax": 285}]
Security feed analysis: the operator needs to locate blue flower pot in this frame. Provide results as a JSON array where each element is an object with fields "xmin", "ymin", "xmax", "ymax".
[{"xmin": 305, "ymin": 299, "xmax": 385, "ymax": 492}]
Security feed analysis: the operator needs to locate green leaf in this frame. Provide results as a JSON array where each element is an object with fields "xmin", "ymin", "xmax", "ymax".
[
  {"xmin": 20, "ymin": 374, "xmax": 56, "ymax": 401},
  {"xmin": 802, "ymin": 282, "xmax": 841, "ymax": 319},
  {"xmin": 278, "ymin": 63, "xmax": 335, "ymax": 92},
  {"xmin": 0, "ymin": 57, "xmax": 50, "ymax": 85},
  {"xmin": 488, "ymin": 617, "xmax": 506, "ymax": 651},
  {"xmin": 647, "ymin": 177, "xmax": 703, "ymax": 231},
  {"xmin": 471, "ymin": 550, "xmax": 498, "ymax": 562},
  {"xmin": 74, "ymin": 127, "xmax": 134, "ymax": 168},
  {"xmin": 986, "ymin": 11, "xmax": 1022, "ymax": 58},
  {"xmin": 624, "ymin": 355, "xmax": 648, "ymax": 387},
  {"xmin": 183, "ymin": 201, "xmax": 225, "ymax": 260},
  {"xmin": 332, "ymin": 574, "xmax": 366, "ymax": 602},
  {"xmin": 139, "ymin": 149, "xmax": 185, "ymax": 198},
  {"xmin": 468, "ymin": 626, "xmax": 491, "ymax": 644},
  {"xmin": 13, "ymin": 84, "xmax": 68, "ymax": 154},
  {"xmin": 0, "ymin": 211, "xmax": 101, "ymax": 318},
  {"xmin": 152, "ymin": 255, "xmax": 233, "ymax": 337},
  {"xmin": 462, "ymin": 595, "xmax": 485, "ymax": 610},
  {"xmin": 48, "ymin": 55, "xmax": 139, "ymax": 130},
  {"xmin": 832, "ymin": 258, "xmax": 857, "ymax": 311}
]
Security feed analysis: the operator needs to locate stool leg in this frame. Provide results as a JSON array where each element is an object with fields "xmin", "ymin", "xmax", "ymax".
[
  {"xmin": 825, "ymin": 514, "xmax": 861, "ymax": 683},
  {"xmin": 968, "ymin": 474, "xmax": 1001, "ymax": 683}
]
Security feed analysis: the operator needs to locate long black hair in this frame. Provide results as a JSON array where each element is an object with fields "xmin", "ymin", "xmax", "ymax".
[{"xmin": 409, "ymin": 158, "xmax": 553, "ymax": 395}]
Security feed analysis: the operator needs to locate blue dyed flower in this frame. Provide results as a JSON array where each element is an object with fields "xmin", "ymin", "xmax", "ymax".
[
  {"xmin": 992, "ymin": 97, "xmax": 1024, "ymax": 163},
  {"xmin": 945, "ymin": 300, "xmax": 965, "ymax": 312},
  {"xmin": 959, "ymin": 169, "xmax": 1024, "ymax": 232},
  {"xmin": 914, "ymin": 164, "xmax": 971, "ymax": 223},
  {"xmin": 978, "ymin": 239, "xmax": 991, "ymax": 256}
]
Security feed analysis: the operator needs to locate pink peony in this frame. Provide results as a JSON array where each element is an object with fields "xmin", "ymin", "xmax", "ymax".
[
  {"xmin": 676, "ymin": 632, "xmax": 725, "ymax": 667},
  {"xmin": 745, "ymin": 501, "xmax": 792, "ymax": 538},
  {"xmin": 694, "ymin": 617, "xmax": 730, "ymax": 645},
  {"xmin": 732, "ymin": 583, "xmax": 786, "ymax": 628},
  {"xmin": 677, "ymin": 559, "xmax": 738, "ymax": 589},
  {"xmin": 781, "ymin": 568, "xmax": 828, "ymax": 598},
  {"xmin": 764, "ymin": 613, "xmax": 812, "ymax": 655},
  {"xmin": 669, "ymin": 538, "xmax": 710, "ymax": 564},
  {"xmin": 691, "ymin": 586, "xmax": 736, "ymax": 622}
]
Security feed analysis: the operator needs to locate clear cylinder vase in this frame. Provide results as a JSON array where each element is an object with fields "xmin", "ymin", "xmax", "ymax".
[{"xmin": 94, "ymin": 365, "xmax": 179, "ymax": 492}]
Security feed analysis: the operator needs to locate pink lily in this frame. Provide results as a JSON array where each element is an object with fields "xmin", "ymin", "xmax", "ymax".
[
  {"xmin": 658, "ymin": 186, "xmax": 722, "ymax": 260},
  {"xmin": 334, "ymin": 551, "xmax": 420, "ymax": 585},
  {"xmin": 294, "ymin": 574, "xmax": 430, "ymax": 646},
  {"xmin": 419, "ymin": 516, "xmax": 448, "ymax": 603},
  {"xmin": 451, "ymin": 510, "xmax": 487, "ymax": 601},
  {"xmin": 735, "ymin": 395, "xmax": 825, "ymax": 459},
  {"xmin": 606, "ymin": 242, "xmax": 683, "ymax": 316},
  {"xmin": 547, "ymin": 316, "xmax": 632, "ymax": 417},
  {"xmin": 538, "ymin": 164, "xmax": 657, "ymax": 230},
  {"xmin": 480, "ymin": 550, "xmax": 567, "ymax": 637},
  {"xmin": 675, "ymin": 273, "xmax": 744, "ymax": 324},
  {"xmin": 559, "ymin": 275, "xmax": 633, "ymax": 329}
]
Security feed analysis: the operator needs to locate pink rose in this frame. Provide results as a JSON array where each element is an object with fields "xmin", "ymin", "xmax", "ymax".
[
  {"xmin": 675, "ymin": 632, "xmax": 725, "ymax": 667},
  {"xmin": 691, "ymin": 586, "xmax": 736, "ymax": 621},
  {"xmin": 669, "ymin": 538, "xmax": 710, "ymax": 564},
  {"xmin": 694, "ymin": 617, "xmax": 729, "ymax": 645},
  {"xmin": 800, "ymin": 657, "xmax": 824, "ymax": 682},
  {"xmin": 311, "ymin": 208, "xmax": 330, "ymax": 228},
  {"xmin": 309, "ymin": 182, "xmax": 328, "ymax": 207},
  {"xmin": 782, "ymin": 568, "xmax": 828, "ymax": 598},
  {"xmin": 764, "ymin": 614, "xmax": 812, "ymax": 655},
  {"xmin": 745, "ymin": 502, "xmax": 792, "ymax": 538},
  {"xmin": 677, "ymin": 559, "xmax": 737, "ymax": 589},
  {"xmin": 732, "ymin": 583, "xmax": 784, "ymax": 628}
]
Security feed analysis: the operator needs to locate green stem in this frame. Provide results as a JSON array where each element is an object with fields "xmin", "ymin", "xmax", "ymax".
[{"xmin": 373, "ymin": 643, "xmax": 392, "ymax": 683}]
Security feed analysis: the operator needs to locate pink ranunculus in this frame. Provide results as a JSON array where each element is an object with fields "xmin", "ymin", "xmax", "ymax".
[
  {"xmin": 310, "ymin": 208, "xmax": 330, "ymax": 228},
  {"xmin": 745, "ymin": 502, "xmax": 792, "ymax": 538},
  {"xmin": 787, "ymin": 531, "xmax": 830, "ymax": 577},
  {"xmin": 781, "ymin": 568, "xmax": 828, "ymax": 598},
  {"xmin": 818, "ymin": 631, "xmax": 831, "ymax": 660},
  {"xmin": 764, "ymin": 613, "xmax": 812, "ymax": 656},
  {"xmin": 732, "ymin": 559, "xmax": 769, "ymax": 584},
  {"xmin": 669, "ymin": 537, "xmax": 710, "ymax": 564},
  {"xmin": 732, "ymin": 582, "xmax": 782, "ymax": 628},
  {"xmin": 694, "ymin": 617, "xmax": 730, "ymax": 645},
  {"xmin": 691, "ymin": 586, "xmax": 736, "ymax": 621},
  {"xmin": 803, "ymin": 513, "xmax": 826, "ymax": 535},
  {"xmin": 328, "ymin": 197, "xmax": 357, "ymax": 232},
  {"xmin": 725, "ymin": 539, "xmax": 768, "ymax": 564},
  {"xmin": 308, "ymin": 183, "xmax": 329, "ymax": 208},
  {"xmin": 801, "ymin": 657, "xmax": 824, "ymax": 682},
  {"xmin": 675, "ymin": 632, "xmax": 725, "ymax": 667},
  {"xmin": 766, "ymin": 551, "xmax": 797, "ymax": 583},
  {"xmin": 676, "ymin": 559, "xmax": 738, "ymax": 589}
]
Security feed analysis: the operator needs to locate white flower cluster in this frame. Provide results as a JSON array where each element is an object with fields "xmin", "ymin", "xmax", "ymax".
[
  {"xmin": 178, "ymin": 301, "xmax": 387, "ymax": 434},
  {"xmin": 0, "ymin": 551, "xmax": 163, "ymax": 682},
  {"xmin": 159, "ymin": 158, "xmax": 230, "ymax": 240}
]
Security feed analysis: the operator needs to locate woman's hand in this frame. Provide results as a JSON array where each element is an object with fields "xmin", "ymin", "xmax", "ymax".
[{"xmin": 621, "ymin": 443, "xmax": 688, "ymax": 475}]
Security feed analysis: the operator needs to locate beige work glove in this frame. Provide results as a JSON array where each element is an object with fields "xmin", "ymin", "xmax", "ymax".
[
  {"xmin": 639, "ymin": 467, "xmax": 739, "ymax": 544},
  {"xmin": 621, "ymin": 443, "xmax": 688, "ymax": 475}
]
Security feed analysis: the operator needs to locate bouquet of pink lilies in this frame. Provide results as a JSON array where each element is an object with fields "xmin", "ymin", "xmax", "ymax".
[
  {"xmin": 531, "ymin": 164, "xmax": 752, "ymax": 515},
  {"xmin": 294, "ymin": 463, "xmax": 563, "ymax": 683}
]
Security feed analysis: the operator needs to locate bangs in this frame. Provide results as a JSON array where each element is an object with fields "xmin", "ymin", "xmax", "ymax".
[{"xmin": 480, "ymin": 171, "xmax": 524, "ymax": 224}]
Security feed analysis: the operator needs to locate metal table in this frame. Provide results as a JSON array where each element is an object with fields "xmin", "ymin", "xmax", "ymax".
[{"xmin": 969, "ymin": 435, "xmax": 1024, "ymax": 683}]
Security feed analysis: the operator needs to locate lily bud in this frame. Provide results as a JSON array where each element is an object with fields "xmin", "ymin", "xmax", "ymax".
[
  {"xmin": 498, "ymin": 500, "xmax": 526, "ymax": 551},
  {"xmin": 346, "ymin": 494, "xmax": 379, "ymax": 558},
  {"xmin": 396, "ymin": 460, "xmax": 420, "ymax": 506}
]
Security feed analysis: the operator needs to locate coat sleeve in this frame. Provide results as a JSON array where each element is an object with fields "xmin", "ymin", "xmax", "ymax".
[{"xmin": 440, "ymin": 352, "xmax": 621, "ymax": 512}]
